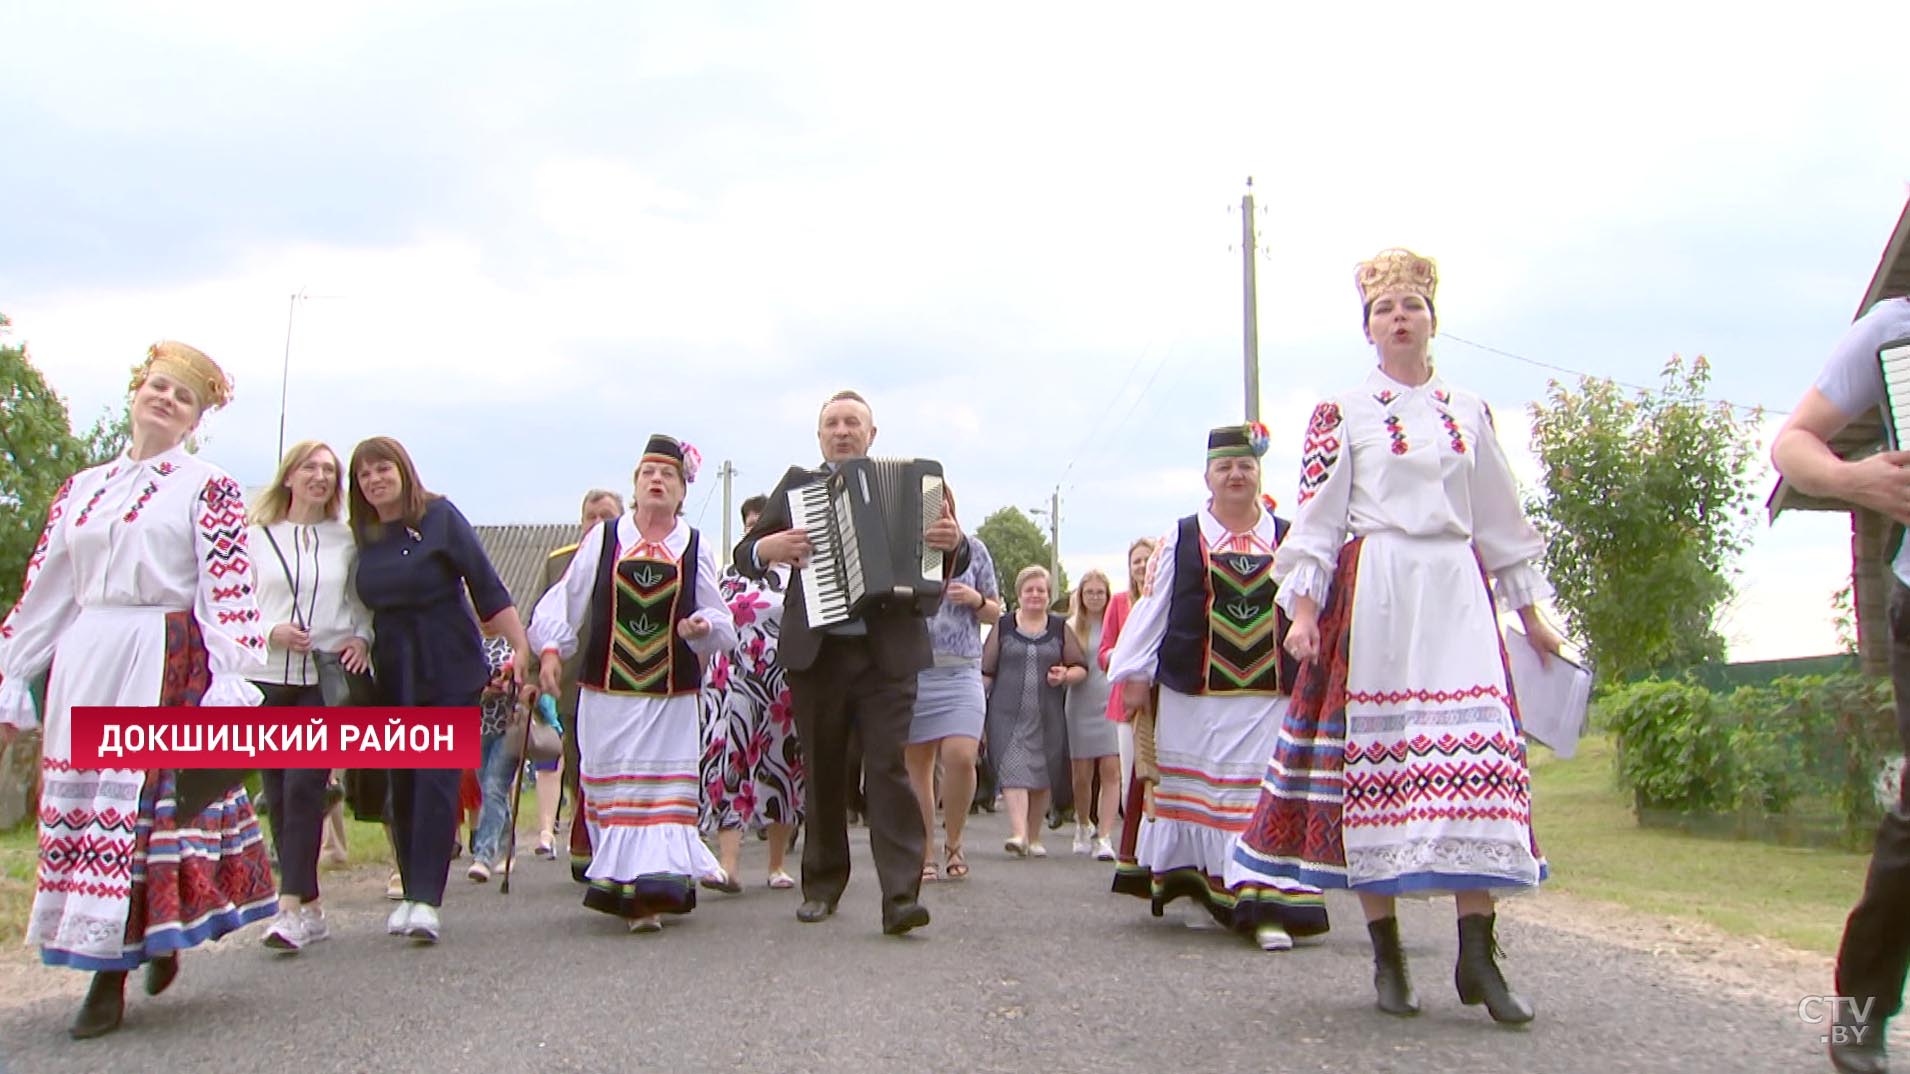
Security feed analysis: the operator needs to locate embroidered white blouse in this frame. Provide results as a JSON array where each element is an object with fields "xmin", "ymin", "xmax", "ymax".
[
  {"xmin": 1273, "ymin": 368, "xmax": 1553, "ymax": 615},
  {"xmin": 529, "ymin": 515, "xmax": 737, "ymax": 663},
  {"xmin": 246, "ymin": 518, "xmax": 374, "ymax": 686},
  {"xmin": 0, "ymin": 445, "xmax": 268, "ymax": 728}
]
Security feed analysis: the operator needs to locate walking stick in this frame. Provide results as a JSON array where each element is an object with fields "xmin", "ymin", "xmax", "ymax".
[{"xmin": 500, "ymin": 691, "xmax": 538, "ymax": 896}]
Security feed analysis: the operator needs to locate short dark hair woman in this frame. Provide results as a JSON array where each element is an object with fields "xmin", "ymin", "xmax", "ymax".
[{"xmin": 347, "ymin": 435, "xmax": 534, "ymax": 945}]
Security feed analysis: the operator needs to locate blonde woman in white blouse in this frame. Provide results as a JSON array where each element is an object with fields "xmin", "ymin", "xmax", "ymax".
[
  {"xmin": 0, "ymin": 342, "xmax": 275, "ymax": 1039},
  {"xmin": 245, "ymin": 440, "xmax": 373, "ymax": 953},
  {"xmin": 1230, "ymin": 250, "xmax": 1563, "ymax": 1025}
]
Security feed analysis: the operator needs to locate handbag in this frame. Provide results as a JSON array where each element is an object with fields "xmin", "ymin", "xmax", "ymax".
[
  {"xmin": 261, "ymin": 526, "xmax": 376, "ymax": 707},
  {"xmin": 500, "ymin": 694, "xmax": 563, "ymax": 764},
  {"xmin": 313, "ymin": 649, "xmax": 379, "ymax": 708}
]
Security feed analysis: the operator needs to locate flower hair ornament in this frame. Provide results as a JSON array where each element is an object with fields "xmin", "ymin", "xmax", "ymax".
[{"xmin": 679, "ymin": 442, "xmax": 702, "ymax": 484}]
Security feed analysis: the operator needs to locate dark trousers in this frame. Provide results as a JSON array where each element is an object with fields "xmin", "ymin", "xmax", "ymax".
[
  {"xmin": 390, "ymin": 767, "xmax": 460, "ymax": 907},
  {"xmin": 255, "ymin": 682, "xmax": 328, "ymax": 901},
  {"xmin": 1834, "ymin": 580, "xmax": 1910, "ymax": 1025},
  {"xmin": 787, "ymin": 636, "xmax": 924, "ymax": 911}
]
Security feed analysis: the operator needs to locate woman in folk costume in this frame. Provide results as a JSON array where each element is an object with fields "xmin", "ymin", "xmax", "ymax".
[
  {"xmin": 1230, "ymin": 248, "xmax": 1562, "ymax": 1023},
  {"xmin": 1105, "ymin": 424, "xmax": 1329, "ymax": 952},
  {"xmin": 0, "ymin": 342, "xmax": 276, "ymax": 1039},
  {"xmin": 532, "ymin": 435, "xmax": 737, "ymax": 932}
]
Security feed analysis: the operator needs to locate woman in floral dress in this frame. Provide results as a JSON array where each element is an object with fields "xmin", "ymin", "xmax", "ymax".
[{"xmin": 700, "ymin": 495, "xmax": 805, "ymax": 889}]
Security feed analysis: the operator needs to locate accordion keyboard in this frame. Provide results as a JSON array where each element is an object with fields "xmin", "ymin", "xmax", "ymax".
[
  {"xmin": 1882, "ymin": 338, "xmax": 1910, "ymax": 451},
  {"xmin": 790, "ymin": 482, "xmax": 853, "ymax": 627}
]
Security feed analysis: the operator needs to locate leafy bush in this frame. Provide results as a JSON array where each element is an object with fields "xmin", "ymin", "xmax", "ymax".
[
  {"xmin": 1599, "ymin": 672, "xmax": 1901, "ymax": 846},
  {"xmin": 1602, "ymin": 680, "xmax": 1740, "ymax": 814}
]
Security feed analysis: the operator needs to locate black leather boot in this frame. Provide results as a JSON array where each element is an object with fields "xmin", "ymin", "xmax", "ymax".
[
  {"xmin": 1455, "ymin": 912, "xmax": 1534, "ymax": 1025},
  {"xmin": 144, "ymin": 952, "xmax": 178, "ymax": 996},
  {"xmin": 70, "ymin": 970, "xmax": 126, "ymax": 1040},
  {"xmin": 1367, "ymin": 916, "xmax": 1419, "ymax": 1016}
]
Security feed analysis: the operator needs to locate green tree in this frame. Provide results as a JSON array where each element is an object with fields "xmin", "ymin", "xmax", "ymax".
[
  {"xmin": 0, "ymin": 315, "xmax": 89, "ymax": 610},
  {"xmin": 1525, "ymin": 355, "xmax": 1759, "ymax": 685},
  {"xmin": 78, "ymin": 401, "xmax": 132, "ymax": 466},
  {"xmin": 975, "ymin": 507, "xmax": 1069, "ymax": 609}
]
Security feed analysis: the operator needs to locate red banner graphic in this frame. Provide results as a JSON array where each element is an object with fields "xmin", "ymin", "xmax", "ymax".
[{"xmin": 69, "ymin": 707, "xmax": 482, "ymax": 768}]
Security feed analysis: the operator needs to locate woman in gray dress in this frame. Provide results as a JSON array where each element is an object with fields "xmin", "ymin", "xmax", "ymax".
[
  {"xmin": 904, "ymin": 533, "xmax": 1001, "ymax": 882},
  {"xmin": 983, "ymin": 565, "xmax": 1087, "ymax": 858},
  {"xmin": 1063, "ymin": 570, "xmax": 1118, "ymax": 861}
]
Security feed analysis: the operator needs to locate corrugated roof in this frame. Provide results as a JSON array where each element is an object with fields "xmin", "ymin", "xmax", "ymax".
[
  {"xmin": 473, "ymin": 523, "xmax": 583, "ymax": 612},
  {"xmin": 1768, "ymin": 196, "xmax": 1910, "ymax": 520}
]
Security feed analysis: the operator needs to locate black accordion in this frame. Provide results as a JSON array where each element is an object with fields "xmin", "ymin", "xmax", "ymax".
[
  {"xmin": 1880, "ymin": 336, "xmax": 1910, "ymax": 449},
  {"xmin": 788, "ymin": 457, "xmax": 948, "ymax": 626}
]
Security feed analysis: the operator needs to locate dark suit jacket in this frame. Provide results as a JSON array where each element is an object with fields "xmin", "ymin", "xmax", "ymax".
[{"xmin": 732, "ymin": 463, "xmax": 971, "ymax": 677}]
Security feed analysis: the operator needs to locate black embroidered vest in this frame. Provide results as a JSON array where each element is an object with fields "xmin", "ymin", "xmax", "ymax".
[
  {"xmin": 1155, "ymin": 513, "xmax": 1298, "ymax": 697},
  {"xmin": 579, "ymin": 521, "xmax": 703, "ymax": 696}
]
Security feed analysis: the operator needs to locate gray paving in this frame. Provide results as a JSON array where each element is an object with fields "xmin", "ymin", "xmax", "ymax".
[{"xmin": 0, "ymin": 810, "xmax": 1852, "ymax": 1073}]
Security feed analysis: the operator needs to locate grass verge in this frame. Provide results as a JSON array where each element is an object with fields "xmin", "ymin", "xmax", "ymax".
[{"xmin": 1530, "ymin": 735, "xmax": 1871, "ymax": 955}]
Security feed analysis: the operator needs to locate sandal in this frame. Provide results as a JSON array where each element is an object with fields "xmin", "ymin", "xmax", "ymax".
[
  {"xmin": 943, "ymin": 843, "xmax": 968, "ymax": 880},
  {"xmin": 921, "ymin": 860, "xmax": 939, "ymax": 883},
  {"xmin": 699, "ymin": 868, "xmax": 743, "ymax": 895}
]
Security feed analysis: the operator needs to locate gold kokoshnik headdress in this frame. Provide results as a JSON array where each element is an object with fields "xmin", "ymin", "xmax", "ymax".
[
  {"xmin": 130, "ymin": 341, "xmax": 235, "ymax": 411},
  {"xmin": 1354, "ymin": 247, "xmax": 1438, "ymax": 309}
]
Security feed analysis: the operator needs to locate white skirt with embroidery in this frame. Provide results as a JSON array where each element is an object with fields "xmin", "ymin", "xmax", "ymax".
[
  {"xmin": 1336, "ymin": 532, "xmax": 1546, "ymax": 895},
  {"xmin": 577, "ymin": 690, "xmax": 722, "ymax": 892}
]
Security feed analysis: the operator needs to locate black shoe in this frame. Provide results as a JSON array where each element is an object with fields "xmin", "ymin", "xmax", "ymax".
[
  {"xmin": 796, "ymin": 899, "xmax": 837, "ymax": 923},
  {"xmin": 70, "ymin": 971, "xmax": 126, "ymax": 1040},
  {"xmin": 1455, "ymin": 912, "xmax": 1534, "ymax": 1025},
  {"xmin": 1829, "ymin": 1017, "xmax": 1889, "ymax": 1074},
  {"xmin": 143, "ymin": 953, "xmax": 179, "ymax": 997},
  {"xmin": 882, "ymin": 900, "xmax": 931, "ymax": 936},
  {"xmin": 1367, "ymin": 916, "xmax": 1420, "ymax": 1017}
]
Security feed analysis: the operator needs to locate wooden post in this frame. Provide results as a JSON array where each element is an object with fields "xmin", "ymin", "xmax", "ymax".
[{"xmin": 1855, "ymin": 508, "xmax": 1891, "ymax": 678}]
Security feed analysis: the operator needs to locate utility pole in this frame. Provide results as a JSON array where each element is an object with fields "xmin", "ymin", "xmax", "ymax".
[
  {"xmin": 1030, "ymin": 487, "xmax": 1062, "ymax": 599},
  {"xmin": 1049, "ymin": 486, "xmax": 1060, "ymax": 593},
  {"xmin": 276, "ymin": 291, "xmax": 302, "ymax": 463},
  {"xmin": 718, "ymin": 460, "xmax": 737, "ymax": 568},
  {"xmin": 1241, "ymin": 177, "xmax": 1262, "ymax": 424}
]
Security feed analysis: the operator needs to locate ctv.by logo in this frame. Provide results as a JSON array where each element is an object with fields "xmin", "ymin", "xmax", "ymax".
[{"xmin": 1799, "ymin": 996, "xmax": 1878, "ymax": 1045}]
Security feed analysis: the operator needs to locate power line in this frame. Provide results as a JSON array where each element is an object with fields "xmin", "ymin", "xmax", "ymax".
[
  {"xmin": 1080, "ymin": 345, "xmax": 1182, "ymax": 487},
  {"xmin": 691, "ymin": 474, "xmax": 721, "ymax": 526},
  {"xmin": 1441, "ymin": 333, "xmax": 1787, "ymax": 417},
  {"xmin": 1056, "ymin": 340, "xmax": 1157, "ymax": 489}
]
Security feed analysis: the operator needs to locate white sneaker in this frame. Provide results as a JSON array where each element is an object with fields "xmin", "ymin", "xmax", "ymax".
[
  {"xmin": 1255, "ymin": 923, "xmax": 1294, "ymax": 952},
  {"xmin": 1003, "ymin": 837, "xmax": 1028, "ymax": 858},
  {"xmin": 1092, "ymin": 836, "xmax": 1116, "ymax": 862},
  {"xmin": 1029, "ymin": 842, "xmax": 1048, "ymax": 859},
  {"xmin": 261, "ymin": 911, "xmax": 305, "ymax": 952},
  {"xmin": 405, "ymin": 903, "xmax": 440, "ymax": 943},
  {"xmin": 629, "ymin": 915, "xmax": 663, "ymax": 934},
  {"xmin": 1071, "ymin": 826, "xmax": 1092, "ymax": 855},
  {"xmin": 386, "ymin": 901, "xmax": 413, "ymax": 936},
  {"xmin": 467, "ymin": 859, "xmax": 492, "ymax": 883},
  {"xmin": 299, "ymin": 907, "xmax": 331, "ymax": 944}
]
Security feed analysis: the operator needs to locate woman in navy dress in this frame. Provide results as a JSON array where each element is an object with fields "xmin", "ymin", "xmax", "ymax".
[{"xmin": 348, "ymin": 436, "xmax": 532, "ymax": 944}]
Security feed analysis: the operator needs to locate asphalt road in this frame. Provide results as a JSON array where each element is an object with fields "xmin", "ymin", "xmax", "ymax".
[{"xmin": 0, "ymin": 810, "xmax": 1865, "ymax": 1074}]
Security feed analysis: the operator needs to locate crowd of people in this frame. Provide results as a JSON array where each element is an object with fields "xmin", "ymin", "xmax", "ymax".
[{"xmin": 5, "ymin": 244, "xmax": 1902, "ymax": 1074}]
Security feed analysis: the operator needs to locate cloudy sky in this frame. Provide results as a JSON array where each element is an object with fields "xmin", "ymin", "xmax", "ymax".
[{"xmin": 4, "ymin": 1, "xmax": 1906, "ymax": 661}]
